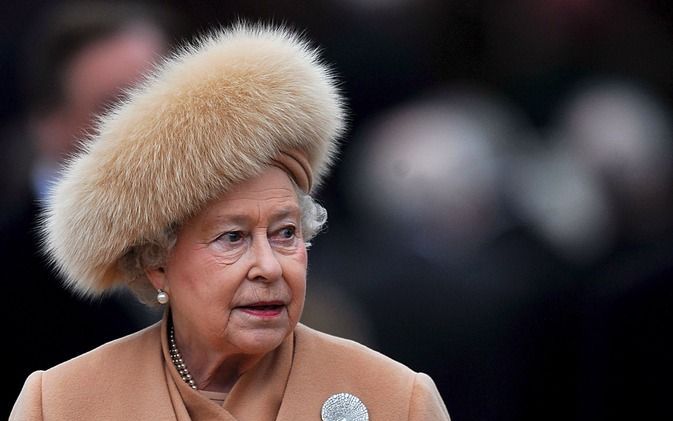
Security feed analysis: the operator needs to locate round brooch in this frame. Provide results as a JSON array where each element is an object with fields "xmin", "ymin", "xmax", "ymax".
[{"xmin": 321, "ymin": 392, "xmax": 369, "ymax": 421}]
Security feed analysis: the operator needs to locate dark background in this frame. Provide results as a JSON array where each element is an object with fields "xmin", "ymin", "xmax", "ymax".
[{"xmin": 2, "ymin": 1, "xmax": 673, "ymax": 420}]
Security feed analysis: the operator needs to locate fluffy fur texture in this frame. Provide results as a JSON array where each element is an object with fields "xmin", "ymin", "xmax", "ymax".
[{"xmin": 43, "ymin": 24, "xmax": 345, "ymax": 297}]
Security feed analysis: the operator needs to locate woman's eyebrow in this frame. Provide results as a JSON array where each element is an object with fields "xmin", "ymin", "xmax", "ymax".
[
  {"xmin": 209, "ymin": 214, "xmax": 251, "ymax": 227},
  {"xmin": 269, "ymin": 206, "xmax": 301, "ymax": 221},
  {"xmin": 206, "ymin": 205, "xmax": 300, "ymax": 228}
]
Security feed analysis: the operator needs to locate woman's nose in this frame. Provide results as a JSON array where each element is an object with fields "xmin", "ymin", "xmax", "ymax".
[{"xmin": 247, "ymin": 237, "xmax": 283, "ymax": 283}]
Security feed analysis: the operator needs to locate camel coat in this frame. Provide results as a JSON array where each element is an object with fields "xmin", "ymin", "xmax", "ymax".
[{"xmin": 10, "ymin": 317, "xmax": 450, "ymax": 420}]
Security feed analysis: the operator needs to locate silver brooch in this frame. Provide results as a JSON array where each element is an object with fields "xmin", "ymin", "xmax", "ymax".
[{"xmin": 321, "ymin": 392, "xmax": 369, "ymax": 421}]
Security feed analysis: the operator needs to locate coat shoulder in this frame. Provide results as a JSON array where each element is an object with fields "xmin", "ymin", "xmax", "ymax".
[
  {"xmin": 46, "ymin": 321, "xmax": 161, "ymax": 379},
  {"xmin": 285, "ymin": 324, "xmax": 450, "ymax": 420},
  {"xmin": 35, "ymin": 322, "xmax": 166, "ymax": 418},
  {"xmin": 10, "ymin": 322, "xmax": 164, "ymax": 420},
  {"xmin": 295, "ymin": 323, "xmax": 416, "ymax": 376}
]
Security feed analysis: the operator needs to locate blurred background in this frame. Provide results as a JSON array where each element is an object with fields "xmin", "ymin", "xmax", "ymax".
[{"xmin": 1, "ymin": 0, "xmax": 672, "ymax": 420}]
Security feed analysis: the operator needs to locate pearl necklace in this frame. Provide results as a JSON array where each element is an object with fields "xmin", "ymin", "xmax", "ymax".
[{"xmin": 169, "ymin": 324, "xmax": 198, "ymax": 390}]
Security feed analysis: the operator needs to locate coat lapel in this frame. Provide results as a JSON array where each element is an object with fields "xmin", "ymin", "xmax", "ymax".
[
  {"xmin": 276, "ymin": 324, "xmax": 326, "ymax": 421},
  {"xmin": 223, "ymin": 333, "xmax": 293, "ymax": 420}
]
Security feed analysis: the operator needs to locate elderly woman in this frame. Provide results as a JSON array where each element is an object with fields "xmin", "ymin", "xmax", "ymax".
[{"xmin": 10, "ymin": 25, "xmax": 450, "ymax": 421}]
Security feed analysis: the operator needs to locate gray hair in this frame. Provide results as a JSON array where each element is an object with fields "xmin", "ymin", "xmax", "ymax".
[{"xmin": 121, "ymin": 188, "xmax": 327, "ymax": 306}]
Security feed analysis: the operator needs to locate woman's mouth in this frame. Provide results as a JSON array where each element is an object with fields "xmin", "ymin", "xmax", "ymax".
[{"xmin": 237, "ymin": 302, "xmax": 285, "ymax": 318}]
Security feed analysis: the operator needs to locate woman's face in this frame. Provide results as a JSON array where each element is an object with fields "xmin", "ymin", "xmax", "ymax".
[{"xmin": 150, "ymin": 166, "xmax": 307, "ymax": 357}]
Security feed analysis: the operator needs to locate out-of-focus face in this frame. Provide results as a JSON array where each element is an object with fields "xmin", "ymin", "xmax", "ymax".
[
  {"xmin": 151, "ymin": 166, "xmax": 307, "ymax": 358},
  {"xmin": 36, "ymin": 25, "xmax": 166, "ymax": 162}
]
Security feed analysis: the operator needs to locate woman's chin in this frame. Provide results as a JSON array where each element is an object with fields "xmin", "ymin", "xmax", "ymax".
[
  {"xmin": 227, "ymin": 323, "xmax": 293, "ymax": 355},
  {"xmin": 218, "ymin": 307, "xmax": 301, "ymax": 355}
]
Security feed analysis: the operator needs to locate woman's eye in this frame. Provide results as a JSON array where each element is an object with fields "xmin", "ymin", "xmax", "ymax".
[
  {"xmin": 220, "ymin": 231, "xmax": 243, "ymax": 243},
  {"xmin": 279, "ymin": 226, "xmax": 296, "ymax": 239}
]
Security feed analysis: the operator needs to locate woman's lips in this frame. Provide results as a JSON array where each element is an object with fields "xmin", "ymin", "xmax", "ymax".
[{"xmin": 236, "ymin": 301, "xmax": 285, "ymax": 318}]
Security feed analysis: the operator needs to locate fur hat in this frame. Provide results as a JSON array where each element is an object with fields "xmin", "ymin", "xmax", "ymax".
[{"xmin": 43, "ymin": 24, "xmax": 345, "ymax": 297}]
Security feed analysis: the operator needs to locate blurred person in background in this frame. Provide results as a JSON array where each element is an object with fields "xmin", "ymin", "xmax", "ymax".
[
  {"xmin": 554, "ymin": 80, "xmax": 673, "ymax": 419},
  {"xmin": 507, "ymin": 78, "xmax": 673, "ymax": 419},
  {"xmin": 332, "ymin": 79, "xmax": 673, "ymax": 420},
  {"xmin": 0, "ymin": 2, "xmax": 175, "ymax": 417},
  {"xmin": 310, "ymin": 88, "xmax": 581, "ymax": 420}
]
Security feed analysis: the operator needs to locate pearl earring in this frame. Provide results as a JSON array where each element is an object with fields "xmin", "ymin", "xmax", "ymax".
[{"xmin": 156, "ymin": 289, "xmax": 169, "ymax": 305}]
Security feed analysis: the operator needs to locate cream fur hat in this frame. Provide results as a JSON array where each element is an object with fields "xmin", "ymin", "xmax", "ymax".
[{"xmin": 43, "ymin": 24, "xmax": 345, "ymax": 297}]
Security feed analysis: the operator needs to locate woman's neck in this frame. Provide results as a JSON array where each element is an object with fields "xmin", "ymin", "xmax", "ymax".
[
  {"xmin": 186, "ymin": 350, "xmax": 263, "ymax": 392},
  {"xmin": 170, "ymin": 319, "xmax": 264, "ymax": 393}
]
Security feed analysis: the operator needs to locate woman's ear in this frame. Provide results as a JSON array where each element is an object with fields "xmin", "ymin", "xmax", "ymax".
[{"xmin": 145, "ymin": 266, "xmax": 169, "ymax": 293}]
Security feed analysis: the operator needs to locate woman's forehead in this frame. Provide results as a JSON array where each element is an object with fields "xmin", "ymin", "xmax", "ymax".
[
  {"xmin": 226, "ymin": 166, "xmax": 296, "ymax": 195},
  {"xmin": 195, "ymin": 172, "xmax": 300, "ymax": 225},
  {"xmin": 215, "ymin": 167, "xmax": 298, "ymax": 208}
]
